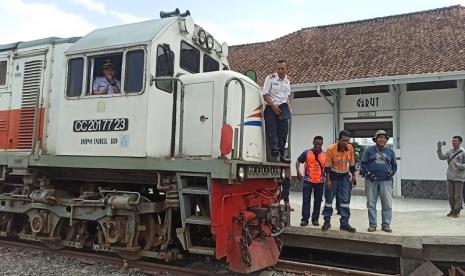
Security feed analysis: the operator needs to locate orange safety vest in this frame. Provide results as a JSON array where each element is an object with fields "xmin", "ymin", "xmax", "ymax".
[{"xmin": 305, "ymin": 150, "xmax": 326, "ymax": 183}]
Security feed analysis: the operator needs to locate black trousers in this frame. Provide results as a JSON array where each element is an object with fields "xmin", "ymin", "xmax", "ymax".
[
  {"xmin": 302, "ymin": 181, "xmax": 324, "ymax": 222},
  {"xmin": 280, "ymin": 177, "xmax": 291, "ymax": 202},
  {"xmin": 264, "ymin": 105, "xmax": 288, "ymax": 156}
]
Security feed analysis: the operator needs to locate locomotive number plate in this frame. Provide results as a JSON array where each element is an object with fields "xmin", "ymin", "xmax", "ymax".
[{"xmin": 73, "ymin": 118, "xmax": 129, "ymax": 132}]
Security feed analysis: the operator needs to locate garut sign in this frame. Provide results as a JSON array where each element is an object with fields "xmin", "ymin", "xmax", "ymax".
[{"xmin": 357, "ymin": 97, "xmax": 380, "ymax": 108}]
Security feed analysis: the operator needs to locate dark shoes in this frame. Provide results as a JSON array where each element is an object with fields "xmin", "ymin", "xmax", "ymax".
[
  {"xmin": 340, "ymin": 225, "xmax": 356, "ymax": 233},
  {"xmin": 322, "ymin": 222, "xmax": 356, "ymax": 233},
  {"xmin": 280, "ymin": 156, "xmax": 291, "ymax": 163},
  {"xmin": 381, "ymin": 225, "xmax": 392, "ymax": 233},
  {"xmin": 447, "ymin": 210, "xmax": 461, "ymax": 218},
  {"xmin": 367, "ymin": 226, "xmax": 376, "ymax": 232},
  {"xmin": 301, "ymin": 220, "xmax": 319, "ymax": 227},
  {"xmin": 321, "ymin": 221, "xmax": 331, "ymax": 231},
  {"xmin": 271, "ymin": 154, "xmax": 280, "ymax": 163},
  {"xmin": 270, "ymin": 152, "xmax": 291, "ymax": 163}
]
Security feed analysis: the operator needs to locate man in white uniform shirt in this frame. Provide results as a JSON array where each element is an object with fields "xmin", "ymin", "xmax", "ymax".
[
  {"xmin": 92, "ymin": 60, "xmax": 121, "ymax": 95},
  {"xmin": 262, "ymin": 60, "xmax": 291, "ymax": 163}
]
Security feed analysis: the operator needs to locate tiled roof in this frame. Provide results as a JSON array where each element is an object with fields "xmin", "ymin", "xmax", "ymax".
[{"xmin": 229, "ymin": 5, "xmax": 465, "ymax": 86}]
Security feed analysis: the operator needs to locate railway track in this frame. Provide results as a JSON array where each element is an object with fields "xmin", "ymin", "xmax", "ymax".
[
  {"xmin": 0, "ymin": 239, "xmax": 394, "ymax": 275},
  {"xmin": 0, "ymin": 240, "xmax": 213, "ymax": 276}
]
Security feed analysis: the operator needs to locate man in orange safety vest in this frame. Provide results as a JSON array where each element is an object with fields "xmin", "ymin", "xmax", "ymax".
[{"xmin": 296, "ymin": 136, "xmax": 326, "ymax": 226}]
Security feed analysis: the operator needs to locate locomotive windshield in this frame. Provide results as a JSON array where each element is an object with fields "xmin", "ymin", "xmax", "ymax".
[{"xmin": 180, "ymin": 41, "xmax": 200, "ymax": 73}]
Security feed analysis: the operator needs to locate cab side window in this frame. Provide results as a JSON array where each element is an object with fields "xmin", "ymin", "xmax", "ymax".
[
  {"xmin": 66, "ymin": 48, "xmax": 146, "ymax": 98},
  {"xmin": 66, "ymin": 58, "xmax": 84, "ymax": 97},
  {"xmin": 125, "ymin": 50, "xmax": 145, "ymax": 93},
  {"xmin": 203, "ymin": 54, "xmax": 219, "ymax": 72},
  {"xmin": 156, "ymin": 45, "xmax": 174, "ymax": 92},
  {"xmin": 180, "ymin": 41, "xmax": 200, "ymax": 73}
]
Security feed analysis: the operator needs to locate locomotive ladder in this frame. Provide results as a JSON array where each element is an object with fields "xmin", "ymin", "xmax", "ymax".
[{"xmin": 176, "ymin": 173, "xmax": 214, "ymax": 255}]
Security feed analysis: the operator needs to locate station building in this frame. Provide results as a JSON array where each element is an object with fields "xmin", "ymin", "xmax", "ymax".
[{"xmin": 229, "ymin": 6, "xmax": 465, "ymax": 198}]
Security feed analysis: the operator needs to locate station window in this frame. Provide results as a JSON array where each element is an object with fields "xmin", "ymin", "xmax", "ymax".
[
  {"xmin": 293, "ymin": 89, "xmax": 332, "ymax": 99},
  {"xmin": 156, "ymin": 45, "xmax": 175, "ymax": 92},
  {"xmin": 203, "ymin": 54, "xmax": 219, "ymax": 72},
  {"xmin": 0, "ymin": 60, "xmax": 6, "ymax": 86},
  {"xmin": 346, "ymin": 85, "xmax": 389, "ymax": 95},
  {"xmin": 180, "ymin": 41, "xmax": 200, "ymax": 73},
  {"xmin": 406, "ymin": 80, "xmax": 457, "ymax": 91},
  {"xmin": 66, "ymin": 58, "xmax": 84, "ymax": 97}
]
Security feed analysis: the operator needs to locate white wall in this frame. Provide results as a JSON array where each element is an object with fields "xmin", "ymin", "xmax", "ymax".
[
  {"xmin": 399, "ymin": 81, "xmax": 465, "ymax": 180},
  {"xmin": 292, "ymin": 96, "xmax": 332, "ymax": 115},
  {"xmin": 290, "ymin": 113, "xmax": 333, "ymax": 175},
  {"xmin": 401, "ymin": 108, "xmax": 465, "ymax": 180}
]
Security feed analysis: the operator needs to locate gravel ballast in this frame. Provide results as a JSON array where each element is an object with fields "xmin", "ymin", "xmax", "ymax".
[{"xmin": 0, "ymin": 245, "xmax": 161, "ymax": 276}]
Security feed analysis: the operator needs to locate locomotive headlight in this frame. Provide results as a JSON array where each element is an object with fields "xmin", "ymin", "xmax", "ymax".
[
  {"xmin": 237, "ymin": 166, "xmax": 246, "ymax": 181},
  {"xmin": 206, "ymin": 34, "xmax": 214, "ymax": 50},
  {"xmin": 198, "ymin": 29, "xmax": 207, "ymax": 45}
]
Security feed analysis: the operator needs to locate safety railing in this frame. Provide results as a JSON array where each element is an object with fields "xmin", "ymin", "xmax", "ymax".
[{"xmin": 223, "ymin": 77, "xmax": 246, "ymax": 160}]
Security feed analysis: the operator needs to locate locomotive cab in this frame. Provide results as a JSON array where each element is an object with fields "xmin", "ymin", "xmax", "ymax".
[{"xmin": 55, "ymin": 14, "xmax": 232, "ymax": 160}]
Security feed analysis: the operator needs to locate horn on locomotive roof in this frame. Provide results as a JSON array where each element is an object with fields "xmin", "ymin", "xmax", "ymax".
[
  {"xmin": 160, "ymin": 8, "xmax": 180, "ymax": 18},
  {"xmin": 179, "ymin": 10, "xmax": 190, "ymax": 17},
  {"xmin": 160, "ymin": 8, "xmax": 190, "ymax": 18}
]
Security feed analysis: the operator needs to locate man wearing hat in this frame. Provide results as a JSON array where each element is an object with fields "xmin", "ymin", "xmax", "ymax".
[
  {"xmin": 360, "ymin": 130, "xmax": 397, "ymax": 233},
  {"xmin": 92, "ymin": 60, "xmax": 121, "ymax": 95}
]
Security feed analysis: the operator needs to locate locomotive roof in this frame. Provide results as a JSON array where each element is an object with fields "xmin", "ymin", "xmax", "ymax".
[
  {"xmin": 65, "ymin": 17, "xmax": 177, "ymax": 54},
  {"xmin": 0, "ymin": 37, "xmax": 81, "ymax": 52}
]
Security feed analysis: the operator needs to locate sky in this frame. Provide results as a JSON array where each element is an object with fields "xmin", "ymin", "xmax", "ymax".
[{"xmin": 1, "ymin": 0, "xmax": 465, "ymax": 46}]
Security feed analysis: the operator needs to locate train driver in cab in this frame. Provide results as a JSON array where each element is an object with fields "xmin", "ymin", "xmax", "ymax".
[{"xmin": 92, "ymin": 60, "xmax": 121, "ymax": 95}]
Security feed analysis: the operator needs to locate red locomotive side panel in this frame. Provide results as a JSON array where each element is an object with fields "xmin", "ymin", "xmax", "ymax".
[
  {"xmin": 211, "ymin": 179, "xmax": 282, "ymax": 273},
  {"xmin": 0, "ymin": 107, "xmax": 45, "ymax": 150}
]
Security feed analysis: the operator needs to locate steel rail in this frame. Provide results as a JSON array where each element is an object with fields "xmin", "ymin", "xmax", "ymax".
[{"xmin": 0, "ymin": 239, "xmax": 397, "ymax": 276}]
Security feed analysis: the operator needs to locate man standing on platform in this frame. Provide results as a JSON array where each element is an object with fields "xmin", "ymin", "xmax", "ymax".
[
  {"xmin": 296, "ymin": 136, "xmax": 326, "ymax": 227},
  {"xmin": 262, "ymin": 60, "xmax": 291, "ymax": 163},
  {"xmin": 361, "ymin": 130, "xmax": 397, "ymax": 233},
  {"xmin": 437, "ymin": 136, "xmax": 465, "ymax": 218},
  {"xmin": 321, "ymin": 130, "xmax": 357, "ymax": 232}
]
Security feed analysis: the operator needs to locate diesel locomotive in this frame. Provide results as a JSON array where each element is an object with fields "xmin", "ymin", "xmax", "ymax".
[{"xmin": 0, "ymin": 9, "xmax": 290, "ymax": 273}]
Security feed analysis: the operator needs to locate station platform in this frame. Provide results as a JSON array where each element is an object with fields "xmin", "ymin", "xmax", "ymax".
[{"xmin": 283, "ymin": 193, "xmax": 465, "ymax": 275}]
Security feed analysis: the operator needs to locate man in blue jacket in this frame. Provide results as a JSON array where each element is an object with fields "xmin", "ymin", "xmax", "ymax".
[{"xmin": 361, "ymin": 130, "xmax": 397, "ymax": 233}]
